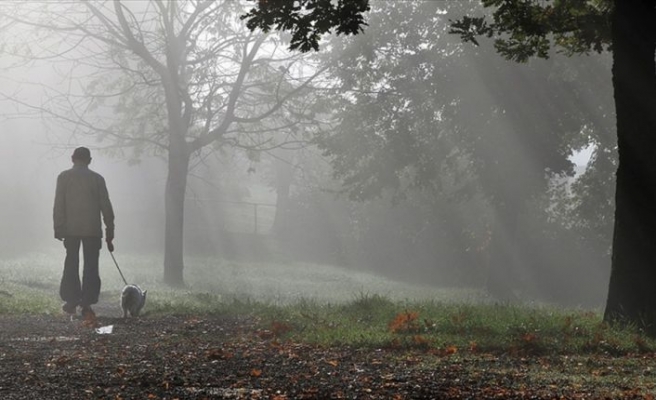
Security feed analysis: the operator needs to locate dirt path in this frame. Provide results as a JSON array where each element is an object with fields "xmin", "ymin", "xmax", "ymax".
[{"xmin": 0, "ymin": 310, "xmax": 653, "ymax": 399}]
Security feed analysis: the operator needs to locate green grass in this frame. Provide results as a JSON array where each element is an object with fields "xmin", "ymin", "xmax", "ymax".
[
  {"xmin": 1, "ymin": 250, "xmax": 654, "ymax": 356},
  {"xmin": 267, "ymin": 296, "xmax": 655, "ymax": 355},
  {"xmin": 0, "ymin": 249, "xmax": 477, "ymax": 312}
]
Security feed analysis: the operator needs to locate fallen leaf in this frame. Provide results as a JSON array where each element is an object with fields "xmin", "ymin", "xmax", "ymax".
[
  {"xmin": 206, "ymin": 348, "xmax": 232, "ymax": 360},
  {"xmin": 522, "ymin": 333, "xmax": 538, "ymax": 343},
  {"xmin": 389, "ymin": 311, "xmax": 420, "ymax": 333},
  {"xmin": 469, "ymin": 341, "xmax": 478, "ymax": 353},
  {"xmin": 412, "ymin": 335, "xmax": 429, "ymax": 346}
]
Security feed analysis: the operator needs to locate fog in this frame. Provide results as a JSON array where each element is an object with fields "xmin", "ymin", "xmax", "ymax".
[{"xmin": 0, "ymin": 1, "xmax": 616, "ymax": 308}]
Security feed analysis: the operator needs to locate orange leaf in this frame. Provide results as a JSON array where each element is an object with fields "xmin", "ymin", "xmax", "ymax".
[
  {"xmin": 469, "ymin": 341, "xmax": 478, "ymax": 353},
  {"xmin": 522, "ymin": 333, "xmax": 538, "ymax": 343},
  {"xmin": 445, "ymin": 345, "xmax": 458, "ymax": 355},
  {"xmin": 251, "ymin": 368, "xmax": 262, "ymax": 377},
  {"xmin": 389, "ymin": 311, "xmax": 420, "ymax": 333},
  {"xmin": 412, "ymin": 335, "xmax": 429, "ymax": 346}
]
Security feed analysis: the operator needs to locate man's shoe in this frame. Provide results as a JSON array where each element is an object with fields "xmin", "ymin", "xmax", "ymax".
[{"xmin": 62, "ymin": 303, "xmax": 77, "ymax": 315}]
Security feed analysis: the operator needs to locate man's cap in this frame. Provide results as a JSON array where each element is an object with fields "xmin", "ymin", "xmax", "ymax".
[{"xmin": 72, "ymin": 147, "xmax": 91, "ymax": 160}]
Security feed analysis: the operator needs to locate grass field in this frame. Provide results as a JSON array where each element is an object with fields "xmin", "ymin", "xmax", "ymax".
[
  {"xmin": 0, "ymin": 249, "xmax": 483, "ymax": 311},
  {"xmin": 1, "ymin": 250, "xmax": 653, "ymax": 356}
]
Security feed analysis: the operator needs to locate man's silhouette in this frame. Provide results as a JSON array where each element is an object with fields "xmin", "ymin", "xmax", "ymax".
[{"xmin": 54, "ymin": 147, "xmax": 115, "ymax": 318}]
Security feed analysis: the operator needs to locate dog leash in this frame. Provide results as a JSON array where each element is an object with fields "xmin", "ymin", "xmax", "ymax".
[{"xmin": 109, "ymin": 250, "xmax": 129, "ymax": 286}]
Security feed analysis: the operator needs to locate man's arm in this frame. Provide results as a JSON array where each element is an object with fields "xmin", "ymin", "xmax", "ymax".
[
  {"xmin": 53, "ymin": 173, "xmax": 66, "ymax": 239},
  {"xmin": 99, "ymin": 176, "xmax": 115, "ymax": 250}
]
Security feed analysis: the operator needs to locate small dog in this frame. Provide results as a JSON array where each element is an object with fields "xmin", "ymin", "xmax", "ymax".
[{"xmin": 121, "ymin": 284, "xmax": 147, "ymax": 318}]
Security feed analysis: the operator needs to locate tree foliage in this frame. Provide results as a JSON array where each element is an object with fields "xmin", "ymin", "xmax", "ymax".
[
  {"xmin": 450, "ymin": 0, "xmax": 612, "ymax": 62},
  {"xmin": 242, "ymin": 0, "xmax": 370, "ymax": 52}
]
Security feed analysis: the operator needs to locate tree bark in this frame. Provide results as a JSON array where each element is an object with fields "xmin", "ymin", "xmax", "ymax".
[
  {"xmin": 604, "ymin": 0, "xmax": 656, "ymax": 332},
  {"xmin": 162, "ymin": 56, "xmax": 190, "ymax": 286},
  {"xmin": 163, "ymin": 143, "xmax": 190, "ymax": 287}
]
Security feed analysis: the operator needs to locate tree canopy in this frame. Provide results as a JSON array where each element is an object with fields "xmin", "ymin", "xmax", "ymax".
[
  {"xmin": 242, "ymin": 0, "xmax": 370, "ymax": 52},
  {"xmin": 450, "ymin": 0, "xmax": 612, "ymax": 61}
]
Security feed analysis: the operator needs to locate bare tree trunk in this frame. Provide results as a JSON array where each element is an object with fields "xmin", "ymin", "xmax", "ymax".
[
  {"xmin": 604, "ymin": 0, "xmax": 656, "ymax": 333},
  {"xmin": 163, "ymin": 141, "xmax": 190, "ymax": 287}
]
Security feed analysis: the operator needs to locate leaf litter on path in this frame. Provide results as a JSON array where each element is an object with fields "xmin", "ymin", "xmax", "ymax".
[{"xmin": 0, "ymin": 314, "xmax": 655, "ymax": 399}]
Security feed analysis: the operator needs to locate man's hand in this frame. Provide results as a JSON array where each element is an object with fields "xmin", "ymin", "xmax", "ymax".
[{"xmin": 106, "ymin": 238, "xmax": 114, "ymax": 252}]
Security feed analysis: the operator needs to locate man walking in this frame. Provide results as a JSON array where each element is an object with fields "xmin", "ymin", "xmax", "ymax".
[{"xmin": 53, "ymin": 147, "xmax": 115, "ymax": 318}]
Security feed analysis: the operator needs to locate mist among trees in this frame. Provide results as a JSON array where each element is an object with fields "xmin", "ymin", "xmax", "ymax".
[{"xmin": 0, "ymin": 1, "xmax": 623, "ymax": 314}]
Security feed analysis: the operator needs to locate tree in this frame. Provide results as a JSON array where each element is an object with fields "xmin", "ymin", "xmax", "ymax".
[
  {"xmin": 243, "ymin": 0, "xmax": 656, "ymax": 331},
  {"xmin": 3, "ymin": 1, "xmax": 323, "ymax": 286},
  {"xmin": 603, "ymin": 1, "xmax": 656, "ymax": 330}
]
